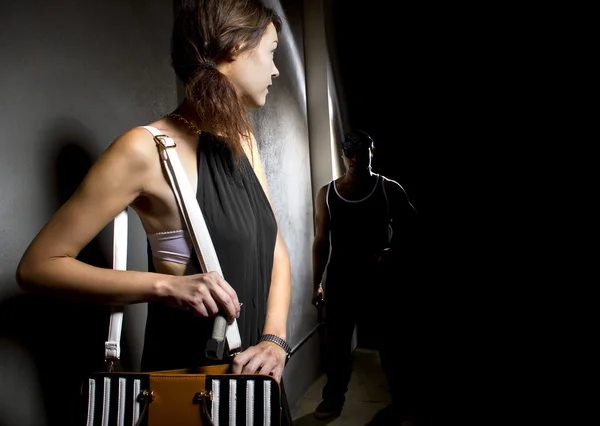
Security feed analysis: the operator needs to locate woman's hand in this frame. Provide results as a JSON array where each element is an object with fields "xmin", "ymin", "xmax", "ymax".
[
  {"xmin": 164, "ymin": 271, "xmax": 241, "ymax": 321},
  {"xmin": 231, "ymin": 341, "xmax": 287, "ymax": 382}
]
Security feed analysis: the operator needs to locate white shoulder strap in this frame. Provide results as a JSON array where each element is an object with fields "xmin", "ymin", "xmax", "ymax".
[
  {"xmin": 104, "ymin": 210, "xmax": 128, "ymax": 364},
  {"xmin": 104, "ymin": 126, "xmax": 242, "ymax": 366},
  {"xmin": 142, "ymin": 126, "xmax": 223, "ymax": 277},
  {"xmin": 142, "ymin": 126, "xmax": 241, "ymax": 358}
]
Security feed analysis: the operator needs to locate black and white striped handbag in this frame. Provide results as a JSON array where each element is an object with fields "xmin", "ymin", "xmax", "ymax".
[
  {"xmin": 82, "ymin": 366, "xmax": 282, "ymax": 426},
  {"xmin": 81, "ymin": 127, "xmax": 282, "ymax": 425}
]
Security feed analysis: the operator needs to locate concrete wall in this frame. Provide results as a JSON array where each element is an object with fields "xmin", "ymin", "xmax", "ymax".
[
  {"xmin": 0, "ymin": 0, "xmax": 340, "ymax": 424},
  {"xmin": 253, "ymin": 0, "xmax": 322, "ymax": 411},
  {"xmin": 0, "ymin": 1, "xmax": 177, "ymax": 425}
]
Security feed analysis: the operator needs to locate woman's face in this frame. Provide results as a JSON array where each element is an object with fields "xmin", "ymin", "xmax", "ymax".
[{"xmin": 221, "ymin": 23, "xmax": 280, "ymax": 109}]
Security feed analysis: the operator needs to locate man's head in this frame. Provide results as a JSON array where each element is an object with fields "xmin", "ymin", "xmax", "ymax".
[
  {"xmin": 341, "ymin": 129, "xmax": 375, "ymax": 151},
  {"xmin": 340, "ymin": 129, "xmax": 374, "ymax": 173}
]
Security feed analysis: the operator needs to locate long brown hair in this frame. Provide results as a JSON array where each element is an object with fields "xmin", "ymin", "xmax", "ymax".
[{"xmin": 171, "ymin": 0, "xmax": 282, "ymax": 160}]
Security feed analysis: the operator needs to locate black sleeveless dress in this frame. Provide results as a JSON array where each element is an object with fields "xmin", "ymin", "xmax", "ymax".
[{"xmin": 141, "ymin": 133, "xmax": 292, "ymax": 424}]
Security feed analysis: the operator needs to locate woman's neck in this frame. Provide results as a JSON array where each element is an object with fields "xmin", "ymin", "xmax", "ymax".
[{"xmin": 172, "ymin": 100, "xmax": 212, "ymax": 134}]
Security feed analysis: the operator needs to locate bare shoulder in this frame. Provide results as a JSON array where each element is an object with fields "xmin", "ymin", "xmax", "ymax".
[
  {"xmin": 248, "ymin": 131, "xmax": 259, "ymax": 148},
  {"xmin": 317, "ymin": 183, "xmax": 329, "ymax": 199},
  {"xmin": 381, "ymin": 175, "xmax": 416, "ymax": 213},
  {"xmin": 243, "ymin": 132, "xmax": 273, "ymax": 202},
  {"xmin": 315, "ymin": 183, "xmax": 330, "ymax": 212},
  {"xmin": 246, "ymin": 132, "xmax": 269, "ymax": 172},
  {"xmin": 381, "ymin": 175, "xmax": 407, "ymax": 195},
  {"xmin": 102, "ymin": 126, "xmax": 159, "ymax": 169}
]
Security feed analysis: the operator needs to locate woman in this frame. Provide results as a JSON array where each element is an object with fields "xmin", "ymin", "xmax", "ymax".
[{"xmin": 16, "ymin": 0, "xmax": 293, "ymax": 423}]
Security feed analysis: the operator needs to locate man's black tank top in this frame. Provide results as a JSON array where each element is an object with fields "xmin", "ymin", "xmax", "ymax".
[
  {"xmin": 141, "ymin": 133, "xmax": 277, "ymax": 371},
  {"xmin": 326, "ymin": 174, "xmax": 391, "ymax": 278}
]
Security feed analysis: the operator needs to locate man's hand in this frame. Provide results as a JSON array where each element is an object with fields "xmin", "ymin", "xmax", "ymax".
[
  {"xmin": 376, "ymin": 248, "xmax": 394, "ymax": 265},
  {"xmin": 311, "ymin": 285, "xmax": 324, "ymax": 307}
]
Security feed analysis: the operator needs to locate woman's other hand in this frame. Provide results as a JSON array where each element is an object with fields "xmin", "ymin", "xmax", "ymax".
[{"xmin": 231, "ymin": 341, "xmax": 287, "ymax": 383}]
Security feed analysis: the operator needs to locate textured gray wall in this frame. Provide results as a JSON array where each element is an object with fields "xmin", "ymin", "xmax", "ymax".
[
  {"xmin": 0, "ymin": 1, "xmax": 176, "ymax": 425},
  {"xmin": 0, "ymin": 0, "xmax": 323, "ymax": 424},
  {"xmin": 253, "ymin": 0, "xmax": 322, "ymax": 410}
]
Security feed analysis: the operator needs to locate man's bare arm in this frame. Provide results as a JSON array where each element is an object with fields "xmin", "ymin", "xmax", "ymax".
[{"xmin": 312, "ymin": 185, "xmax": 330, "ymax": 291}]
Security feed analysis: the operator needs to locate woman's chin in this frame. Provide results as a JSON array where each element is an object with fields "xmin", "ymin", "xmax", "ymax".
[{"xmin": 245, "ymin": 98, "xmax": 266, "ymax": 109}]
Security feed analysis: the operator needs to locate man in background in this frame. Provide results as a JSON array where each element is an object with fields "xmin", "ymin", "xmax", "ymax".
[{"xmin": 311, "ymin": 129, "xmax": 420, "ymax": 425}]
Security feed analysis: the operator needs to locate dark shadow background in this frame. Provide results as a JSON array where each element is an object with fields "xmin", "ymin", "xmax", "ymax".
[
  {"xmin": 0, "ymin": 121, "xmax": 129, "ymax": 426},
  {"xmin": 37, "ymin": 124, "xmax": 110, "ymax": 426},
  {"xmin": 324, "ymin": 3, "xmax": 550, "ymax": 423},
  {"xmin": 324, "ymin": 2, "xmax": 494, "ymax": 423}
]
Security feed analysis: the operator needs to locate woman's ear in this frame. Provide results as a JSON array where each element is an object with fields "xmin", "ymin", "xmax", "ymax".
[{"xmin": 231, "ymin": 41, "xmax": 248, "ymax": 57}]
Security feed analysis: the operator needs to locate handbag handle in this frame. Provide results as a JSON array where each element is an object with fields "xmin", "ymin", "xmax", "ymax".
[{"xmin": 104, "ymin": 126, "xmax": 242, "ymax": 367}]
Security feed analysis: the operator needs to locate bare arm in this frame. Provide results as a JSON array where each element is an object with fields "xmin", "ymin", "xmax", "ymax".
[
  {"xmin": 16, "ymin": 127, "xmax": 241, "ymax": 319},
  {"xmin": 232, "ymin": 134, "xmax": 291, "ymax": 381},
  {"xmin": 15, "ymin": 128, "xmax": 173, "ymax": 304},
  {"xmin": 312, "ymin": 184, "xmax": 330, "ymax": 291},
  {"xmin": 385, "ymin": 178, "xmax": 418, "ymax": 257},
  {"xmin": 245, "ymin": 134, "xmax": 291, "ymax": 340}
]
